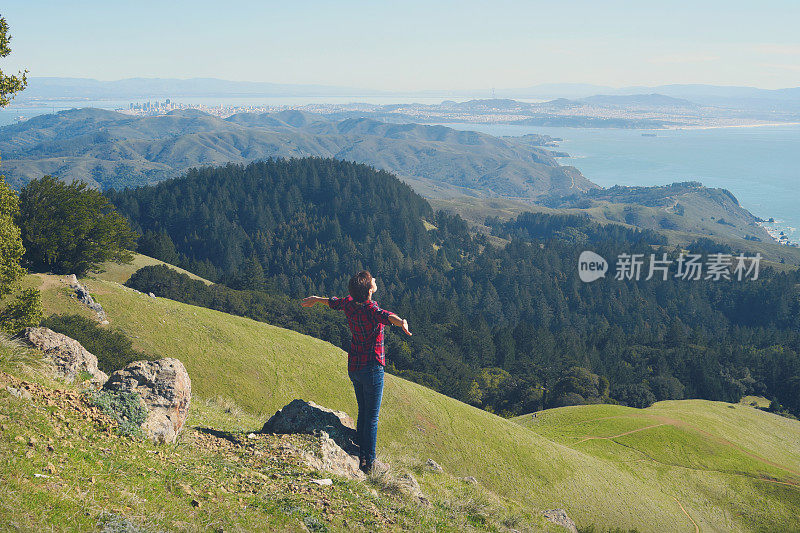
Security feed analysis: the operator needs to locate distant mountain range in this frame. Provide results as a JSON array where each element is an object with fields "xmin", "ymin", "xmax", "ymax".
[
  {"xmin": 1, "ymin": 105, "xmax": 792, "ymax": 258},
  {"xmin": 0, "ymin": 107, "xmax": 595, "ymax": 198}
]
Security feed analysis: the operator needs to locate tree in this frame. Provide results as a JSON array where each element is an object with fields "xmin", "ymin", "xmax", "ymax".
[
  {"xmin": 0, "ymin": 16, "xmax": 27, "ymax": 107},
  {"xmin": 0, "ymin": 16, "xmax": 27, "ymax": 295},
  {"xmin": 18, "ymin": 176, "xmax": 137, "ymax": 275},
  {"xmin": 0, "ymin": 176, "xmax": 24, "ymax": 296},
  {"xmin": 0, "ymin": 17, "xmax": 40, "ymax": 334}
]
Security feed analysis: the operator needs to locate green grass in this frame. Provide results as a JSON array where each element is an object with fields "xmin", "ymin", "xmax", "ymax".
[
  {"xmin": 739, "ymin": 395, "xmax": 771, "ymax": 409},
  {"xmin": 515, "ymin": 402, "xmax": 800, "ymax": 532},
  {"xmin": 92, "ymin": 253, "xmax": 212, "ymax": 285},
  {"xmin": 0, "ymin": 339, "xmax": 548, "ymax": 532},
  {"xmin": 21, "ymin": 270, "xmax": 800, "ymax": 532}
]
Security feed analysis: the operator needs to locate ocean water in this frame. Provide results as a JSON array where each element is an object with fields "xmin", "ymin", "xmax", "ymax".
[{"xmin": 443, "ymin": 123, "xmax": 800, "ymax": 245}]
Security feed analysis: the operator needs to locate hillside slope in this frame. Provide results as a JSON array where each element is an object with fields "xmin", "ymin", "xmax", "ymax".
[
  {"xmin": 0, "ymin": 108, "xmax": 595, "ymax": 199},
  {"xmin": 2, "ymin": 344, "xmax": 546, "ymax": 532},
  {"xmin": 31, "ymin": 269, "xmax": 800, "ymax": 532},
  {"xmin": 513, "ymin": 402, "xmax": 800, "ymax": 532}
]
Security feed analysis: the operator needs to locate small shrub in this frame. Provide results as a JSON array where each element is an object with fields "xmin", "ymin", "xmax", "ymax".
[
  {"xmin": 0, "ymin": 288, "xmax": 43, "ymax": 335},
  {"xmin": 41, "ymin": 314, "xmax": 154, "ymax": 373},
  {"xmin": 99, "ymin": 512, "xmax": 150, "ymax": 533},
  {"xmin": 302, "ymin": 516, "xmax": 328, "ymax": 532},
  {"xmin": 88, "ymin": 389, "xmax": 148, "ymax": 438}
]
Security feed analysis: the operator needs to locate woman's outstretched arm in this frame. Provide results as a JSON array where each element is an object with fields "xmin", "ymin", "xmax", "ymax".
[
  {"xmin": 387, "ymin": 313, "xmax": 412, "ymax": 336},
  {"xmin": 301, "ymin": 296, "xmax": 329, "ymax": 307}
]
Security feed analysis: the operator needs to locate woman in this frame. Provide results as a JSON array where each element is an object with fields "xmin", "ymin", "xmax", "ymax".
[{"xmin": 301, "ymin": 270, "xmax": 411, "ymax": 473}]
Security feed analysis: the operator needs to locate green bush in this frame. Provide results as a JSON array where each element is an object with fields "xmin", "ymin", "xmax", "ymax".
[
  {"xmin": 41, "ymin": 314, "xmax": 153, "ymax": 374},
  {"xmin": 0, "ymin": 288, "xmax": 43, "ymax": 335},
  {"xmin": 87, "ymin": 389, "xmax": 148, "ymax": 438}
]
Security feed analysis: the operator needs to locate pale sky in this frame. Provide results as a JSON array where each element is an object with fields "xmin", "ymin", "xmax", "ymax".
[{"xmin": 2, "ymin": 1, "xmax": 799, "ymax": 90}]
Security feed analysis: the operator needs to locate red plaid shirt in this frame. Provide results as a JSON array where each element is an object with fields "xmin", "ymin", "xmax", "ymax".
[{"xmin": 328, "ymin": 296, "xmax": 393, "ymax": 371}]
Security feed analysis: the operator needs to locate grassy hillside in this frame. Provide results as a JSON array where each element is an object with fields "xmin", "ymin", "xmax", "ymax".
[
  {"xmin": 430, "ymin": 195, "xmax": 800, "ymax": 266},
  {"xmin": 96, "ymin": 253, "xmax": 212, "ymax": 285},
  {"xmin": 1, "ymin": 339, "xmax": 543, "ymax": 532},
  {"xmin": 27, "ymin": 270, "xmax": 800, "ymax": 532},
  {"xmin": 513, "ymin": 402, "xmax": 800, "ymax": 532}
]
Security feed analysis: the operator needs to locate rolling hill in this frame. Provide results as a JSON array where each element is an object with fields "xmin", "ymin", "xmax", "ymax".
[
  {"xmin": 20, "ymin": 261, "xmax": 800, "ymax": 532},
  {"xmin": 514, "ymin": 402, "xmax": 800, "ymax": 532},
  {"xmin": 0, "ymin": 107, "xmax": 595, "ymax": 199}
]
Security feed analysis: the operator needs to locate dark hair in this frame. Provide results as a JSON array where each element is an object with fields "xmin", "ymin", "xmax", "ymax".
[{"xmin": 348, "ymin": 270, "xmax": 373, "ymax": 302}]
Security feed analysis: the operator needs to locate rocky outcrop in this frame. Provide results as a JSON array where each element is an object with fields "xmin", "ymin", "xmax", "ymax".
[
  {"xmin": 103, "ymin": 358, "xmax": 191, "ymax": 444},
  {"xmin": 68, "ymin": 275, "xmax": 107, "ymax": 322},
  {"xmin": 262, "ymin": 399, "xmax": 358, "ymax": 456},
  {"xmin": 20, "ymin": 327, "xmax": 108, "ymax": 386},
  {"xmin": 300, "ymin": 430, "xmax": 365, "ymax": 481},
  {"xmin": 262, "ymin": 399, "xmax": 370, "ymax": 481},
  {"xmin": 425, "ymin": 458, "xmax": 444, "ymax": 473},
  {"xmin": 543, "ymin": 509, "xmax": 578, "ymax": 533}
]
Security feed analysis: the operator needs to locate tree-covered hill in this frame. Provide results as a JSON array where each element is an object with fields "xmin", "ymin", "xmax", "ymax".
[
  {"xmin": 107, "ymin": 158, "xmax": 800, "ymax": 419},
  {"xmin": 0, "ymin": 107, "xmax": 595, "ymax": 198}
]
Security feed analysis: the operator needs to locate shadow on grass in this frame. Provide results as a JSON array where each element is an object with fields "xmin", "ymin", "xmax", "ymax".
[{"xmin": 195, "ymin": 426, "xmax": 243, "ymax": 445}]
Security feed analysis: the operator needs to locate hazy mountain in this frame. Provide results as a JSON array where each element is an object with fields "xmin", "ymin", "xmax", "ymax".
[
  {"xmin": 579, "ymin": 93, "xmax": 699, "ymax": 108},
  {"xmin": 0, "ymin": 107, "xmax": 596, "ymax": 199},
  {"xmin": 18, "ymin": 77, "xmax": 384, "ymax": 99}
]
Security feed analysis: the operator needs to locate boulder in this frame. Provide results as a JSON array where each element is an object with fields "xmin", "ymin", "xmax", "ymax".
[
  {"xmin": 262, "ymin": 399, "xmax": 358, "ymax": 456},
  {"xmin": 69, "ymin": 277, "xmax": 107, "ymax": 321},
  {"xmin": 103, "ymin": 358, "xmax": 191, "ymax": 444},
  {"xmin": 543, "ymin": 509, "xmax": 578, "ymax": 533},
  {"xmin": 21, "ymin": 327, "xmax": 108, "ymax": 386},
  {"xmin": 301, "ymin": 430, "xmax": 365, "ymax": 480}
]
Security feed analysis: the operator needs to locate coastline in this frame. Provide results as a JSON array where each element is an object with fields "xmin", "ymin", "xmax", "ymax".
[{"xmin": 662, "ymin": 121, "xmax": 800, "ymax": 131}]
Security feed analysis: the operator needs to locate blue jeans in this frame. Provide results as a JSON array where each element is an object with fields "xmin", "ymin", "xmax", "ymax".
[{"xmin": 348, "ymin": 362, "xmax": 384, "ymax": 466}]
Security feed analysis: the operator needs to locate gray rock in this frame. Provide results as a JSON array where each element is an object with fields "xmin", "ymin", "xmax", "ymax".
[
  {"xmin": 461, "ymin": 476, "xmax": 479, "ymax": 485},
  {"xmin": 6, "ymin": 385, "xmax": 33, "ymax": 400},
  {"xmin": 21, "ymin": 327, "xmax": 108, "ymax": 385},
  {"xmin": 70, "ymin": 277, "xmax": 107, "ymax": 321},
  {"xmin": 301, "ymin": 430, "xmax": 365, "ymax": 481},
  {"xmin": 397, "ymin": 472, "xmax": 429, "ymax": 505},
  {"xmin": 148, "ymin": 292, "xmax": 156, "ymax": 298},
  {"xmin": 543, "ymin": 509, "xmax": 578, "ymax": 533},
  {"xmin": 425, "ymin": 458, "xmax": 444, "ymax": 473},
  {"xmin": 103, "ymin": 358, "xmax": 191, "ymax": 444},
  {"xmin": 262, "ymin": 399, "xmax": 358, "ymax": 456}
]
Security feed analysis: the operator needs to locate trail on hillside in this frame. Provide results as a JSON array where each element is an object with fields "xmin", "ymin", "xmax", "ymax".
[
  {"xmin": 574, "ymin": 423, "xmax": 666, "ymax": 443},
  {"xmin": 563, "ymin": 411, "xmax": 800, "ymax": 480},
  {"xmin": 672, "ymin": 496, "xmax": 700, "ymax": 533}
]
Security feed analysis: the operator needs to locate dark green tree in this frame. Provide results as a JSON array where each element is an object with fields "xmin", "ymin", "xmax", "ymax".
[
  {"xmin": 18, "ymin": 176, "xmax": 137, "ymax": 275},
  {"xmin": 0, "ymin": 18, "xmax": 40, "ymax": 334},
  {"xmin": 0, "ymin": 15, "xmax": 27, "ymax": 107}
]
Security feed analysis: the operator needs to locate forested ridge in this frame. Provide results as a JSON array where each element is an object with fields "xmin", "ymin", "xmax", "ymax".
[{"xmin": 107, "ymin": 158, "xmax": 800, "ymax": 417}]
